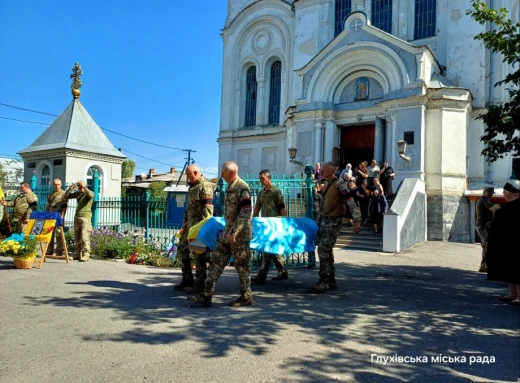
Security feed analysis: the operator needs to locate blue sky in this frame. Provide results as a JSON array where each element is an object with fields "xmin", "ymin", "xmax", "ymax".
[{"xmin": 0, "ymin": 0, "xmax": 227, "ymax": 178}]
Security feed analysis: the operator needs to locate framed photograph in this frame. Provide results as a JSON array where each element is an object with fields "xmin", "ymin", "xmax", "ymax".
[{"xmin": 31, "ymin": 220, "xmax": 45, "ymax": 235}]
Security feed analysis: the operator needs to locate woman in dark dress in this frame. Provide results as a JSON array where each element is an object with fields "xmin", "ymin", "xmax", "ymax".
[
  {"xmin": 487, "ymin": 180, "xmax": 520, "ymax": 304},
  {"xmin": 379, "ymin": 161, "xmax": 395, "ymax": 200},
  {"xmin": 369, "ymin": 189, "xmax": 388, "ymax": 233}
]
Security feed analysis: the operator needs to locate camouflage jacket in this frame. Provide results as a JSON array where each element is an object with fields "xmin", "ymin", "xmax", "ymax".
[
  {"xmin": 65, "ymin": 188, "xmax": 94, "ymax": 219},
  {"xmin": 183, "ymin": 176, "xmax": 214, "ymax": 228},
  {"xmin": 223, "ymin": 177, "xmax": 252, "ymax": 242},
  {"xmin": 7, "ymin": 191, "xmax": 38, "ymax": 221},
  {"xmin": 47, "ymin": 189, "xmax": 67, "ymax": 213}
]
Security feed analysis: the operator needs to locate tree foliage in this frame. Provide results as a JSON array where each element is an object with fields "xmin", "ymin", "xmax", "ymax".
[
  {"xmin": 0, "ymin": 158, "xmax": 23, "ymax": 189},
  {"xmin": 147, "ymin": 181, "xmax": 167, "ymax": 199},
  {"xmin": 467, "ymin": 1, "xmax": 520, "ymax": 161},
  {"xmin": 121, "ymin": 159, "xmax": 136, "ymax": 178}
]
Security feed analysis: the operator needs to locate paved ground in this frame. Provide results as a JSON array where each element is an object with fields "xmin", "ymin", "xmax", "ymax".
[{"xmin": 0, "ymin": 242, "xmax": 518, "ymax": 383}]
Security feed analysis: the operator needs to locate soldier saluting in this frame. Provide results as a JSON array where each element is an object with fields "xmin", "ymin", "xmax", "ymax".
[
  {"xmin": 1, "ymin": 181, "xmax": 38, "ymax": 233},
  {"xmin": 173, "ymin": 164, "xmax": 215, "ymax": 293}
]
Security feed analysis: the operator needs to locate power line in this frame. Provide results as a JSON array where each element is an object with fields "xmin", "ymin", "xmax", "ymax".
[
  {"xmin": 0, "ymin": 102, "xmax": 196, "ymax": 152},
  {"xmin": 0, "ymin": 116, "xmax": 49, "ymax": 125},
  {"xmin": 119, "ymin": 148, "xmax": 184, "ymax": 169},
  {"xmin": 0, "ymin": 102, "xmax": 58, "ymax": 117},
  {"xmin": 102, "ymin": 126, "xmax": 194, "ymax": 152}
]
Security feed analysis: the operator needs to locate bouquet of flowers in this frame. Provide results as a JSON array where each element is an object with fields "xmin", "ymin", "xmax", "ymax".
[{"xmin": 0, "ymin": 233, "xmax": 38, "ymax": 260}]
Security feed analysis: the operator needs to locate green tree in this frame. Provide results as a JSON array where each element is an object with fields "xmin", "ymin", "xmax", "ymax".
[
  {"xmin": 467, "ymin": 1, "xmax": 520, "ymax": 161},
  {"xmin": 121, "ymin": 159, "xmax": 136, "ymax": 178},
  {"xmin": 147, "ymin": 181, "xmax": 167, "ymax": 199},
  {"xmin": 0, "ymin": 158, "xmax": 23, "ymax": 189}
]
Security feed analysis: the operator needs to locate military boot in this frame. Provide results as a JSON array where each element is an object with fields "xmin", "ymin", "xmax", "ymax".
[
  {"xmin": 185, "ymin": 281, "xmax": 205, "ymax": 294},
  {"xmin": 251, "ymin": 275, "xmax": 267, "ymax": 284},
  {"xmin": 328, "ymin": 273, "xmax": 338, "ymax": 290},
  {"xmin": 173, "ymin": 275, "xmax": 194, "ymax": 291},
  {"xmin": 272, "ymin": 272, "xmax": 289, "ymax": 281},
  {"xmin": 308, "ymin": 279, "xmax": 329, "ymax": 294},
  {"xmin": 228, "ymin": 295, "xmax": 254, "ymax": 307},
  {"xmin": 187, "ymin": 294, "xmax": 212, "ymax": 307}
]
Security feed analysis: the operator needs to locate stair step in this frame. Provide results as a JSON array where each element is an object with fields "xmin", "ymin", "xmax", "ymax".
[
  {"xmin": 337, "ymin": 244, "xmax": 383, "ymax": 252},
  {"xmin": 336, "ymin": 237, "xmax": 383, "ymax": 246}
]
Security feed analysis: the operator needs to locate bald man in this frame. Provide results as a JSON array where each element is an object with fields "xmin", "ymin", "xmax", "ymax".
[
  {"xmin": 189, "ymin": 161, "xmax": 253, "ymax": 307},
  {"xmin": 64, "ymin": 180, "xmax": 94, "ymax": 262},
  {"xmin": 174, "ymin": 164, "xmax": 215, "ymax": 293}
]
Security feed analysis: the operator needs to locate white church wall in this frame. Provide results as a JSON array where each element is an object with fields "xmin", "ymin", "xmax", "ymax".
[
  {"xmin": 444, "ymin": 0, "xmax": 488, "ymax": 108},
  {"xmin": 392, "ymin": 107, "xmax": 424, "ymax": 178},
  {"xmin": 467, "ymin": 118, "xmax": 485, "ymax": 180}
]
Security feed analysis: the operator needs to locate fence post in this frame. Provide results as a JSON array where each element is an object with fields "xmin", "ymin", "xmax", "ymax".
[
  {"xmin": 304, "ymin": 164, "xmax": 316, "ymax": 268},
  {"xmin": 218, "ymin": 177, "xmax": 226, "ymax": 217},
  {"xmin": 30, "ymin": 173, "xmax": 37, "ymax": 190},
  {"xmin": 144, "ymin": 190, "xmax": 151, "ymax": 241},
  {"xmin": 92, "ymin": 170, "xmax": 100, "ymax": 228}
]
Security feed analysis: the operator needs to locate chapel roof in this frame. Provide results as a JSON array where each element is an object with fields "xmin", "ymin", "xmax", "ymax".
[{"xmin": 18, "ymin": 98, "xmax": 126, "ymax": 158}]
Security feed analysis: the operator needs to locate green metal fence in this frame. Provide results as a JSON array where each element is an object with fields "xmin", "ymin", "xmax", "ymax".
[{"xmin": 4, "ymin": 165, "xmax": 316, "ymax": 268}]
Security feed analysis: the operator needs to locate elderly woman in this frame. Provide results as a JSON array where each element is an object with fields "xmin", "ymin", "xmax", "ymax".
[{"xmin": 487, "ymin": 176, "xmax": 520, "ymax": 305}]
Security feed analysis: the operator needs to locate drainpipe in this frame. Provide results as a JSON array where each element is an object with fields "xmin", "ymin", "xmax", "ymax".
[{"xmin": 485, "ymin": 0, "xmax": 494, "ymax": 184}]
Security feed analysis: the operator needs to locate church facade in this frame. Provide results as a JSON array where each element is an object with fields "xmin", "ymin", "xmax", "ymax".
[{"xmin": 218, "ymin": 0, "xmax": 518, "ymax": 242}]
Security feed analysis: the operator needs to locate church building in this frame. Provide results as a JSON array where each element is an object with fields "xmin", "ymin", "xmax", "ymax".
[{"xmin": 218, "ymin": 0, "xmax": 518, "ymax": 244}]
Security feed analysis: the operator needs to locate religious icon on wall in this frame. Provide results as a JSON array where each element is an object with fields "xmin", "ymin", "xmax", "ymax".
[{"xmin": 354, "ymin": 77, "xmax": 369, "ymax": 101}]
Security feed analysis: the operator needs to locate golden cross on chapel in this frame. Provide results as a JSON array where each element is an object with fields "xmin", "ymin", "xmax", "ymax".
[{"xmin": 70, "ymin": 62, "xmax": 83, "ymax": 99}]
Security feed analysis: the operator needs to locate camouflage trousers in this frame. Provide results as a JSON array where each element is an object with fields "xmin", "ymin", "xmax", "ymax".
[
  {"xmin": 177, "ymin": 229, "xmax": 207, "ymax": 285},
  {"xmin": 316, "ymin": 216, "xmax": 344, "ymax": 281},
  {"xmin": 46, "ymin": 227, "xmax": 64, "ymax": 256},
  {"xmin": 257, "ymin": 254, "xmax": 287, "ymax": 278},
  {"xmin": 476, "ymin": 225, "xmax": 489, "ymax": 267},
  {"xmin": 203, "ymin": 239, "xmax": 252, "ymax": 300},
  {"xmin": 74, "ymin": 217, "xmax": 92, "ymax": 258},
  {"xmin": 345, "ymin": 198, "xmax": 361, "ymax": 222}
]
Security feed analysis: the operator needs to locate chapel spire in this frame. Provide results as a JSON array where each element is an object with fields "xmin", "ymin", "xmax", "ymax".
[{"xmin": 70, "ymin": 62, "xmax": 83, "ymax": 99}]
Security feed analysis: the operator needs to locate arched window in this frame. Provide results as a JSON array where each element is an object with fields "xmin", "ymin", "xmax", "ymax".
[
  {"xmin": 335, "ymin": 0, "xmax": 352, "ymax": 37},
  {"xmin": 245, "ymin": 66, "xmax": 257, "ymax": 127},
  {"xmin": 86, "ymin": 166, "xmax": 102, "ymax": 195},
  {"xmin": 414, "ymin": 0, "xmax": 436, "ymax": 39},
  {"xmin": 372, "ymin": 0, "xmax": 392, "ymax": 34},
  {"xmin": 41, "ymin": 165, "xmax": 50, "ymax": 186},
  {"xmin": 268, "ymin": 61, "xmax": 282, "ymax": 125}
]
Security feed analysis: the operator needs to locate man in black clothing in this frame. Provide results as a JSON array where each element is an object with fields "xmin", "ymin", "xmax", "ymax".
[{"xmin": 475, "ymin": 186, "xmax": 498, "ymax": 272}]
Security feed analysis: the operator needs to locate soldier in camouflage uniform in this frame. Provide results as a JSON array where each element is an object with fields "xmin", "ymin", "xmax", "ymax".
[
  {"xmin": 174, "ymin": 164, "xmax": 215, "ymax": 293},
  {"xmin": 309, "ymin": 162, "xmax": 361, "ymax": 294},
  {"xmin": 45, "ymin": 179, "xmax": 67, "ymax": 256},
  {"xmin": 251, "ymin": 169, "xmax": 288, "ymax": 284},
  {"xmin": 1, "ymin": 182, "xmax": 38, "ymax": 233},
  {"xmin": 64, "ymin": 180, "xmax": 94, "ymax": 262},
  {"xmin": 189, "ymin": 161, "xmax": 253, "ymax": 308}
]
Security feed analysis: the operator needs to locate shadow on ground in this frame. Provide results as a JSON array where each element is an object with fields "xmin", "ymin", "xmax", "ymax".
[{"xmin": 23, "ymin": 260, "xmax": 520, "ymax": 382}]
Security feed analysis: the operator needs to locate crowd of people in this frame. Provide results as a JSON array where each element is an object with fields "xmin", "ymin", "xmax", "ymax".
[{"xmin": 314, "ymin": 159, "xmax": 394, "ymax": 233}]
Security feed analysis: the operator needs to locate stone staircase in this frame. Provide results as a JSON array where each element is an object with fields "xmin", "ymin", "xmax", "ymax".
[{"xmin": 336, "ymin": 221, "xmax": 384, "ymax": 252}]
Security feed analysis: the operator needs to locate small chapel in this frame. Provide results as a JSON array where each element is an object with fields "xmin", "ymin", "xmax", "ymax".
[
  {"xmin": 217, "ymin": 0, "xmax": 519, "ymax": 246},
  {"xmin": 18, "ymin": 63, "xmax": 126, "ymax": 198}
]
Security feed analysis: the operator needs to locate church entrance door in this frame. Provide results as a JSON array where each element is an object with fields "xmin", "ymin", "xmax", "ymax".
[{"xmin": 339, "ymin": 124, "xmax": 375, "ymax": 169}]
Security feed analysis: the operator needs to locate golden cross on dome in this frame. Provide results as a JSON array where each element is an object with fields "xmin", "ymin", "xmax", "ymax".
[{"xmin": 70, "ymin": 62, "xmax": 83, "ymax": 99}]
